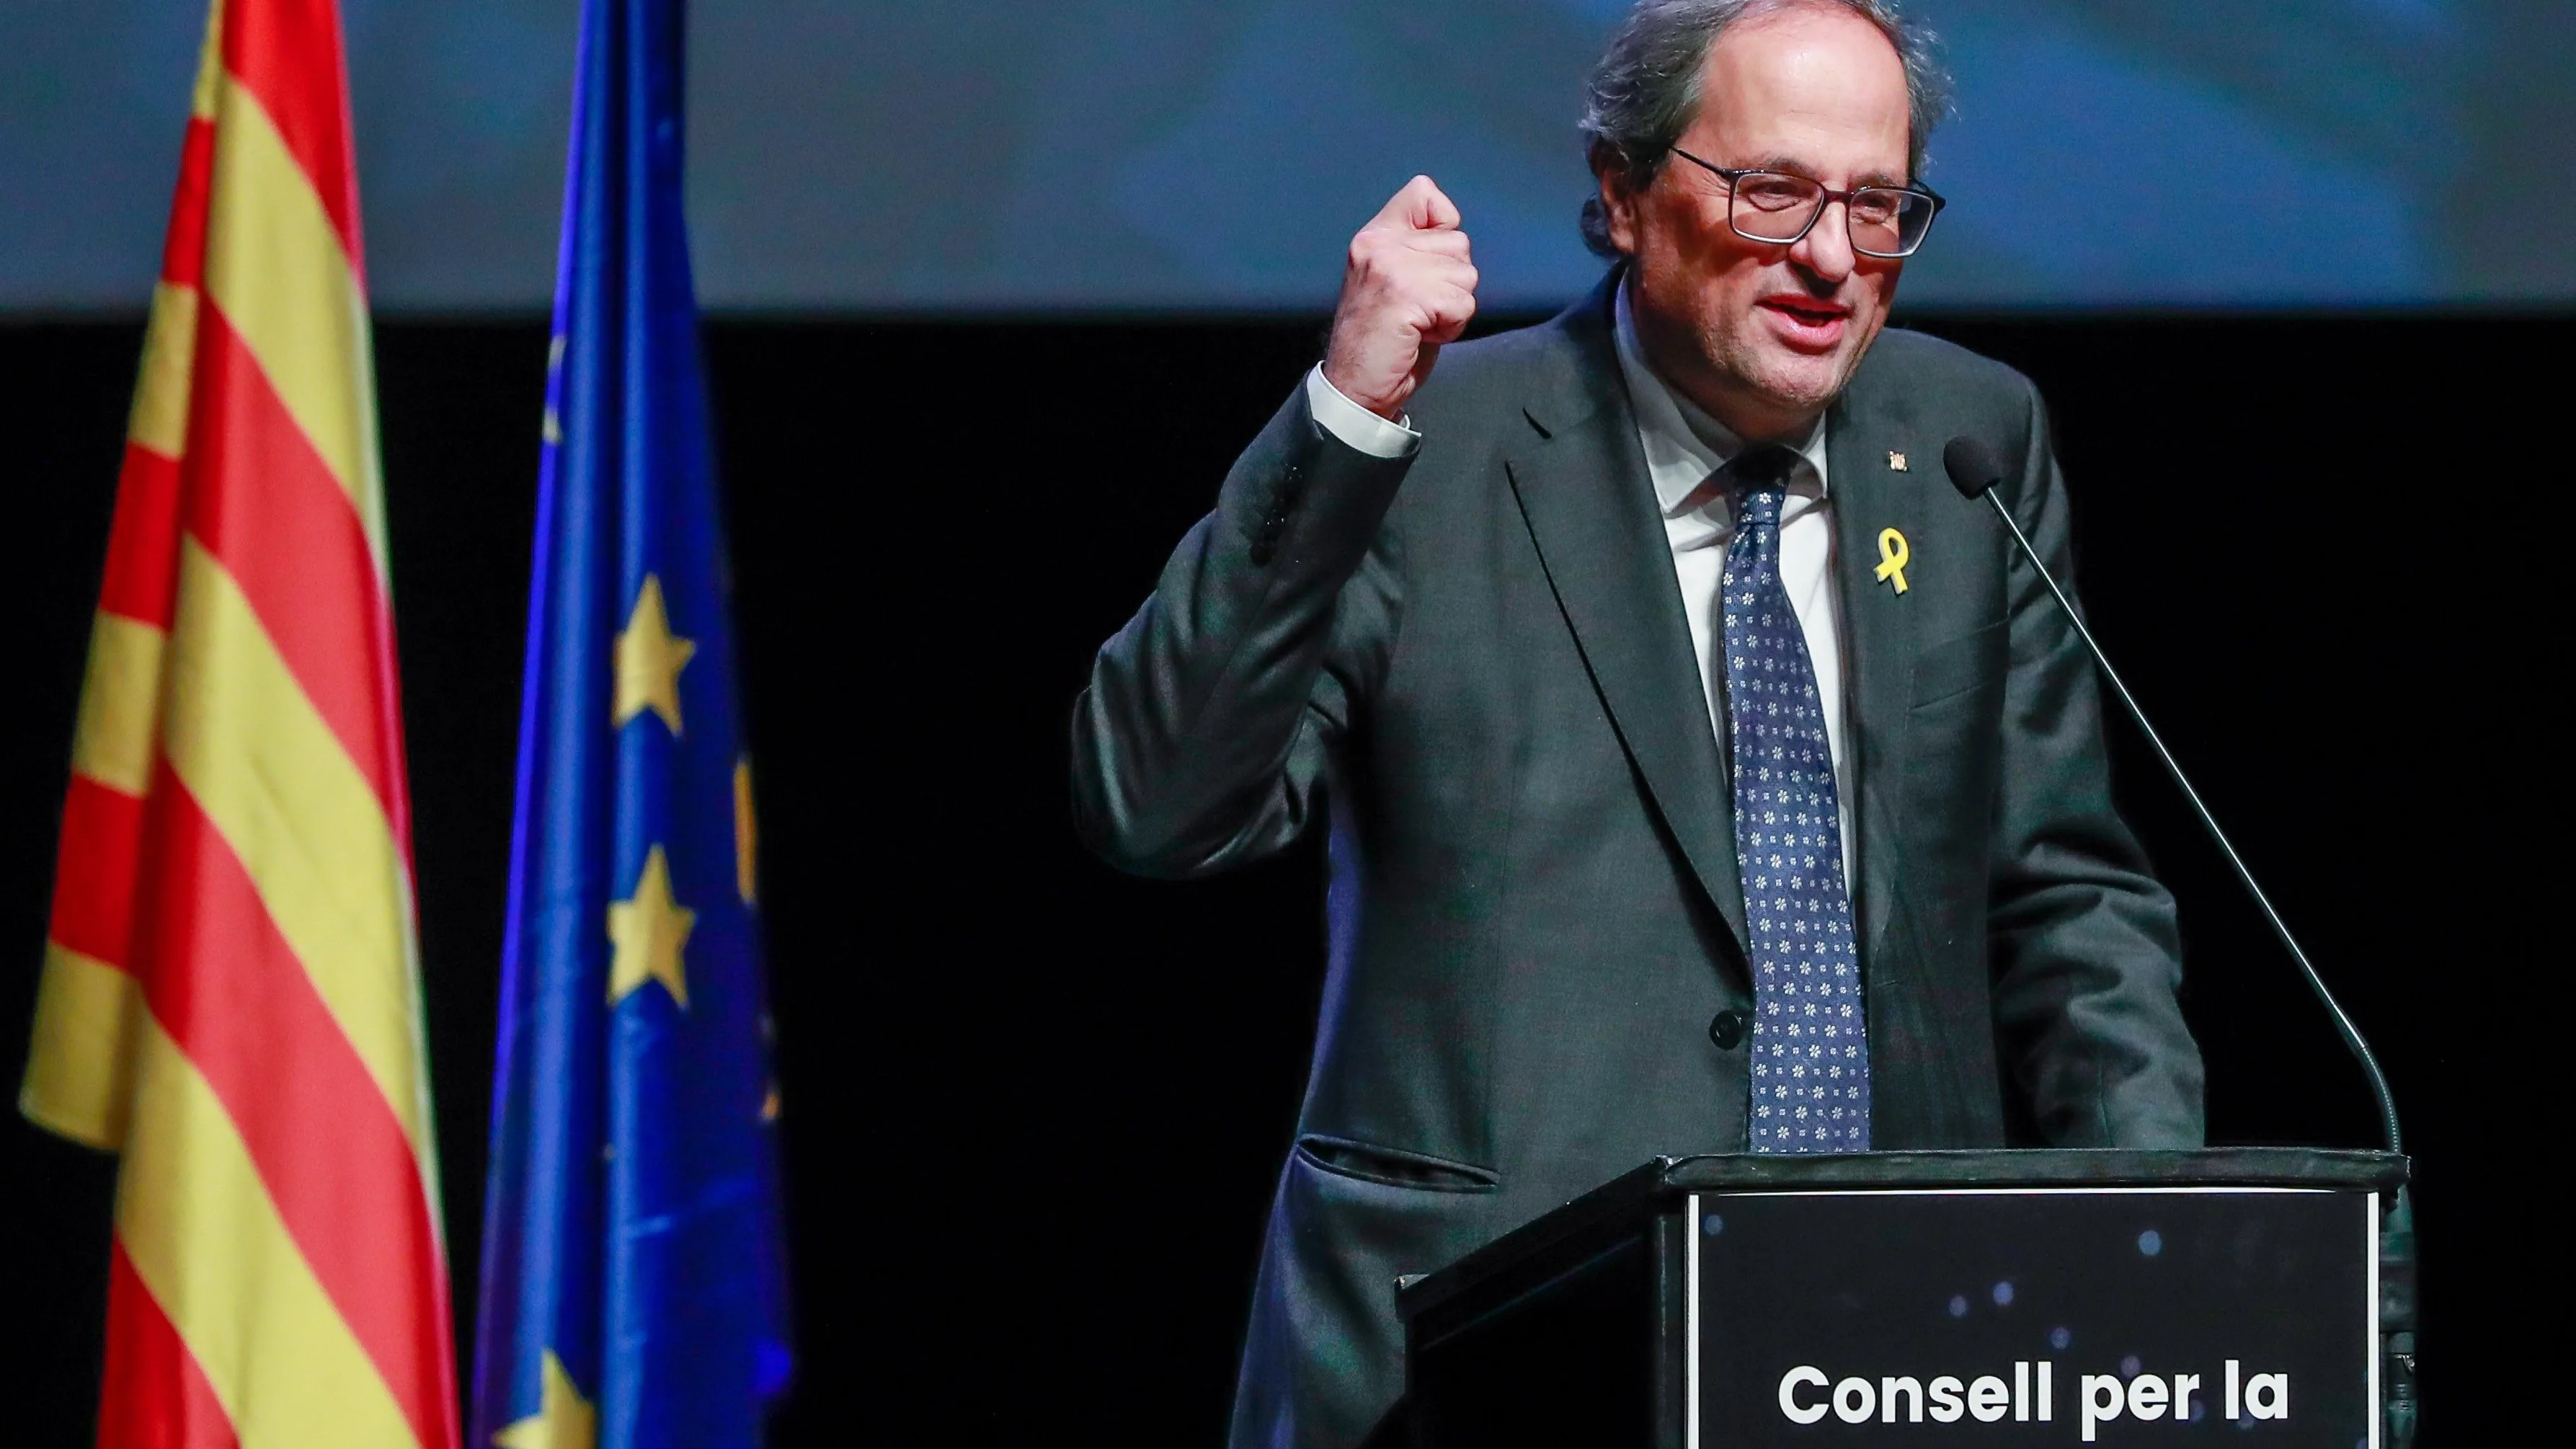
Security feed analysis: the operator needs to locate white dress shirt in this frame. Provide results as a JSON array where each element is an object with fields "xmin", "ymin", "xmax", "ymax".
[
  {"xmin": 1608, "ymin": 282, "xmax": 1853, "ymax": 878},
  {"xmin": 1303, "ymin": 361, "xmax": 1421, "ymax": 459},
  {"xmin": 1302, "ymin": 283, "xmax": 1855, "ymax": 877}
]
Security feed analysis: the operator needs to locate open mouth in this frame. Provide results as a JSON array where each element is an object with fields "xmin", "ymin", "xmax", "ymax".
[{"xmin": 1758, "ymin": 296, "xmax": 1850, "ymax": 347}]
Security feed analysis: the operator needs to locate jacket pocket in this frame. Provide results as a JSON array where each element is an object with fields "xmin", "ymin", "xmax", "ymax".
[
  {"xmin": 1911, "ymin": 619, "xmax": 2007, "ymax": 709},
  {"xmin": 1233, "ymin": 1136, "xmax": 1499, "ymax": 1445},
  {"xmin": 1294, "ymin": 1134, "xmax": 1501, "ymax": 1194}
]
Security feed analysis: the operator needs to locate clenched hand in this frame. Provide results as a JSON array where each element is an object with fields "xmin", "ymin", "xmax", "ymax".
[{"xmin": 1321, "ymin": 176, "xmax": 1478, "ymax": 422}]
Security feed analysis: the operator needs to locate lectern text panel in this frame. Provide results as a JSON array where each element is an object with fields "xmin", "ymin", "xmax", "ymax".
[{"xmin": 1689, "ymin": 1188, "xmax": 2374, "ymax": 1447}]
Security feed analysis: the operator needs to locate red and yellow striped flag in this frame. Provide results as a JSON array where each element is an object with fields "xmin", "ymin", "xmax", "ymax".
[{"xmin": 19, "ymin": 1, "xmax": 461, "ymax": 1445}]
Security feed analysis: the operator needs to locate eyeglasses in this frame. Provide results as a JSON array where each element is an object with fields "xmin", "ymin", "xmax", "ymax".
[{"xmin": 1668, "ymin": 147, "xmax": 1945, "ymax": 259}]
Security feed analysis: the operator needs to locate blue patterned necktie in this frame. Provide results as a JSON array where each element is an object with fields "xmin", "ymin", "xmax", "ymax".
[{"xmin": 1720, "ymin": 446, "xmax": 1870, "ymax": 1153}]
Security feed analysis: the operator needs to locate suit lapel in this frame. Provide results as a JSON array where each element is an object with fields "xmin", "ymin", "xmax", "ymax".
[
  {"xmin": 1826, "ymin": 382, "xmax": 1921, "ymax": 964},
  {"xmin": 1505, "ymin": 289, "xmax": 1749, "ymax": 953}
]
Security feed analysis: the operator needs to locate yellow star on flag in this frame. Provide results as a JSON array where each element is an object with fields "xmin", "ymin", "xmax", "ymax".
[
  {"xmin": 608, "ymin": 843, "xmax": 694, "ymax": 1009},
  {"xmin": 733, "ymin": 757, "xmax": 758, "ymax": 905},
  {"xmin": 495, "ymin": 1349, "xmax": 595, "ymax": 1449},
  {"xmin": 615, "ymin": 573, "xmax": 696, "ymax": 734}
]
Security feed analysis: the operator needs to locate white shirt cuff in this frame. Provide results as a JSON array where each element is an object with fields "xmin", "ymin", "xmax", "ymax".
[{"xmin": 1305, "ymin": 364, "xmax": 1421, "ymax": 460}]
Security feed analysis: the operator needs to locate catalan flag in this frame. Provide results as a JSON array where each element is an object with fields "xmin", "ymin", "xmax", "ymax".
[
  {"xmin": 470, "ymin": 0, "xmax": 791, "ymax": 1444},
  {"xmin": 17, "ymin": 2, "xmax": 461, "ymax": 1448}
]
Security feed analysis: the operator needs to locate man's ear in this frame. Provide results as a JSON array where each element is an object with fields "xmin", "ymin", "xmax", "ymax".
[{"xmin": 1591, "ymin": 144, "xmax": 1641, "ymax": 254}]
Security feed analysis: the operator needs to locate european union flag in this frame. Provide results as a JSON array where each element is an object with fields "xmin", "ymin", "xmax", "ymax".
[{"xmin": 472, "ymin": 0, "xmax": 791, "ymax": 1444}]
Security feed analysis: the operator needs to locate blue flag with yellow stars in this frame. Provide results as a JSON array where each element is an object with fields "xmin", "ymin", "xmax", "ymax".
[{"xmin": 471, "ymin": 0, "xmax": 791, "ymax": 1444}]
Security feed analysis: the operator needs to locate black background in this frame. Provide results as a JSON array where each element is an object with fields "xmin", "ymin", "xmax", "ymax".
[{"xmin": 0, "ymin": 309, "xmax": 2561, "ymax": 1444}]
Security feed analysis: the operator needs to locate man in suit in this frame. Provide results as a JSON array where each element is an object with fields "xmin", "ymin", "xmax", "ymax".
[{"xmin": 1071, "ymin": 1, "xmax": 2204, "ymax": 1443}]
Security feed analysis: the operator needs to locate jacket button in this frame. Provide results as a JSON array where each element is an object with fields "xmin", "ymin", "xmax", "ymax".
[{"xmin": 1707, "ymin": 1009, "xmax": 1750, "ymax": 1050}]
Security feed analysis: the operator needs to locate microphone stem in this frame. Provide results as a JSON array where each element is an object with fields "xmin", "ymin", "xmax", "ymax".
[{"xmin": 1982, "ymin": 491, "xmax": 2402, "ymax": 1154}]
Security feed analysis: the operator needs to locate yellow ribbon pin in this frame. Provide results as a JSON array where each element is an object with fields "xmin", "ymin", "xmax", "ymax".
[{"xmin": 1875, "ymin": 527, "xmax": 1911, "ymax": 593}]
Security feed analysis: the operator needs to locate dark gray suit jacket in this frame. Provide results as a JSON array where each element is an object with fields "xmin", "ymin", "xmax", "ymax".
[{"xmin": 1071, "ymin": 275, "xmax": 2203, "ymax": 1448}]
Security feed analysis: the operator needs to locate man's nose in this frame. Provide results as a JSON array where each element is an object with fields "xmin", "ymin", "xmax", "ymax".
[{"xmin": 1790, "ymin": 198, "xmax": 1856, "ymax": 283}]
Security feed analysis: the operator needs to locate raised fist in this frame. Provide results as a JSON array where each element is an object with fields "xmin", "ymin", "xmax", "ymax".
[{"xmin": 1322, "ymin": 176, "xmax": 1478, "ymax": 422}]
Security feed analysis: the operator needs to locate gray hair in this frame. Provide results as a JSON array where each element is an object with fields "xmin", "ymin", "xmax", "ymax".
[{"xmin": 1578, "ymin": 0, "xmax": 1950, "ymax": 257}]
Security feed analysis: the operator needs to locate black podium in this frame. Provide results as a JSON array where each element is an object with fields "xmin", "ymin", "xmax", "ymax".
[{"xmin": 1399, "ymin": 1149, "xmax": 2410, "ymax": 1448}]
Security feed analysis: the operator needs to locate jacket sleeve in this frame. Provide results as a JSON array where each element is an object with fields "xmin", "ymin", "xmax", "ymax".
[
  {"xmin": 1070, "ymin": 383, "xmax": 1409, "ymax": 878},
  {"xmin": 1985, "ymin": 378, "xmax": 2208, "ymax": 1148}
]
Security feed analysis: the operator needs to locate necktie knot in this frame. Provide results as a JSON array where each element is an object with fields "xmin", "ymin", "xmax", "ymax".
[{"xmin": 1728, "ymin": 445, "xmax": 1800, "ymax": 533}]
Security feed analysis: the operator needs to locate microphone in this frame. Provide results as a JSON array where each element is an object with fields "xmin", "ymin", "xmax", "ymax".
[{"xmin": 1940, "ymin": 436, "xmax": 2402, "ymax": 1155}]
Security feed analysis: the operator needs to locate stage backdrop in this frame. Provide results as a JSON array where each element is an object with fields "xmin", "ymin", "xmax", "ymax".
[{"xmin": 4, "ymin": 0, "xmax": 2572, "ymax": 311}]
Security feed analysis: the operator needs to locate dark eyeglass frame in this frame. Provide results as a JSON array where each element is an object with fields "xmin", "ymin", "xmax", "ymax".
[{"xmin": 1667, "ymin": 146, "xmax": 1947, "ymax": 258}]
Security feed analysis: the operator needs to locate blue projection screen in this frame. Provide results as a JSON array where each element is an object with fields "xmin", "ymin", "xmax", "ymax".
[{"xmin": 3, "ymin": 0, "xmax": 2567, "ymax": 311}]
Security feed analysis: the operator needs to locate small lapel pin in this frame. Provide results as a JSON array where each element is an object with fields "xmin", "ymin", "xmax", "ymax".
[
  {"xmin": 1875, "ymin": 527, "xmax": 1911, "ymax": 594},
  {"xmin": 1887, "ymin": 450, "xmax": 1909, "ymax": 472}
]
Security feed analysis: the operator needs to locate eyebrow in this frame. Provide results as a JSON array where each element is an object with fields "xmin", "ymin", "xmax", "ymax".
[{"xmin": 1742, "ymin": 154, "xmax": 1912, "ymax": 189}]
